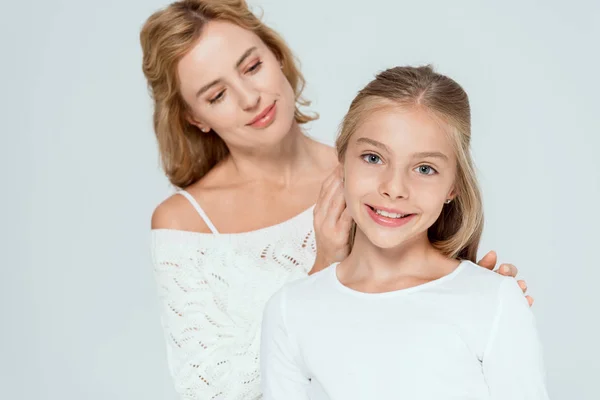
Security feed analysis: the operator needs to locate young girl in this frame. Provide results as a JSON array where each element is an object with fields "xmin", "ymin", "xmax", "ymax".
[{"xmin": 260, "ymin": 65, "xmax": 549, "ymax": 399}]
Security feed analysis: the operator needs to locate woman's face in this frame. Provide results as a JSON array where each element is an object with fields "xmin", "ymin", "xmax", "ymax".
[{"xmin": 177, "ymin": 20, "xmax": 297, "ymax": 151}]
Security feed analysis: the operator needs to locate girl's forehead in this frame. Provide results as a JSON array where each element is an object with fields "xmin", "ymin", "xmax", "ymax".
[{"xmin": 351, "ymin": 107, "xmax": 455, "ymax": 154}]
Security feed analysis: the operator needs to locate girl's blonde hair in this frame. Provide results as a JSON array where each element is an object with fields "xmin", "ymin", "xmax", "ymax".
[
  {"xmin": 140, "ymin": 0, "xmax": 316, "ymax": 188},
  {"xmin": 336, "ymin": 65, "xmax": 483, "ymax": 262}
]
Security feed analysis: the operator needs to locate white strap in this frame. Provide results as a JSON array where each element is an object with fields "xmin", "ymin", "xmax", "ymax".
[{"xmin": 177, "ymin": 190, "xmax": 220, "ymax": 234}]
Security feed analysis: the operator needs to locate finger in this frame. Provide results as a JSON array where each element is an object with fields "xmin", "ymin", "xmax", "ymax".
[
  {"xmin": 526, "ymin": 296, "xmax": 534, "ymax": 307},
  {"xmin": 476, "ymin": 250, "xmax": 497, "ymax": 270},
  {"xmin": 339, "ymin": 206, "xmax": 353, "ymax": 227},
  {"xmin": 335, "ymin": 205, "xmax": 353, "ymax": 236},
  {"xmin": 508, "ymin": 263, "xmax": 519, "ymax": 276},
  {"xmin": 517, "ymin": 280, "xmax": 527, "ymax": 293},
  {"xmin": 325, "ymin": 183, "xmax": 346, "ymax": 226},
  {"xmin": 335, "ymin": 163, "xmax": 343, "ymax": 177},
  {"xmin": 497, "ymin": 263, "xmax": 517, "ymax": 277},
  {"xmin": 315, "ymin": 172, "xmax": 340, "ymax": 220},
  {"xmin": 318, "ymin": 176, "xmax": 343, "ymax": 221},
  {"xmin": 317, "ymin": 168, "xmax": 341, "ymax": 207},
  {"xmin": 317, "ymin": 169, "xmax": 339, "ymax": 206}
]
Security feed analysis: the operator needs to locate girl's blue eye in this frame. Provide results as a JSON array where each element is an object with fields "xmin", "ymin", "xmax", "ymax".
[
  {"xmin": 362, "ymin": 154, "xmax": 382, "ymax": 164},
  {"xmin": 416, "ymin": 165, "xmax": 437, "ymax": 175}
]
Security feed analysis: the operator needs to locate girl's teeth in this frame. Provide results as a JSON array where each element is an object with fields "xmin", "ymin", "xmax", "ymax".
[{"xmin": 375, "ymin": 209, "xmax": 405, "ymax": 219}]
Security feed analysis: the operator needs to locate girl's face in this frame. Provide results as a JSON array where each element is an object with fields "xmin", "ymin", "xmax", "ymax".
[
  {"xmin": 343, "ymin": 105, "xmax": 458, "ymax": 250},
  {"xmin": 177, "ymin": 20, "xmax": 297, "ymax": 151}
]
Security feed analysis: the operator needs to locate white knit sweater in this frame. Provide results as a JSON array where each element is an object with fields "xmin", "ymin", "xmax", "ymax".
[{"xmin": 150, "ymin": 194, "xmax": 316, "ymax": 400}]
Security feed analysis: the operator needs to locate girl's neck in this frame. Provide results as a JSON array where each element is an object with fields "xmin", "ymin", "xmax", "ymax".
[{"xmin": 342, "ymin": 229, "xmax": 456, "ymax": 283}]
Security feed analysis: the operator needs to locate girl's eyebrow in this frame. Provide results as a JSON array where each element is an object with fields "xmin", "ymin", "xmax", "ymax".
[
  {"xmin": 355, "ymin": 137, "xmax": 391, "ymax": 153},
  {"xmin": 412, "ymin": 151, "xmax": 449, "ymax": 161}
]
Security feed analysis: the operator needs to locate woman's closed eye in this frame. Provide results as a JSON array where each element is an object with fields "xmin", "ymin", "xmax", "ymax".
[
  {"xmin": 208, "ymin": 61, "xmax": 263, "ymax": 105},
  {"xmin": 209, "ymin": 90, "xmax": 225, "ymax": 104},
  {"xmin": 245, "ymin": 60, "xmax": 263, "ymax": 74}
]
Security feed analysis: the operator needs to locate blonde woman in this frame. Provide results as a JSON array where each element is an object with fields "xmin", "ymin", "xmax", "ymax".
[
  {"xmin": 141, "ymin": 1, "xmax": 532, "ymax": 399},
  {"xmin": 260, "ymin": 66, "xmax": 548, "ymax": 400}
]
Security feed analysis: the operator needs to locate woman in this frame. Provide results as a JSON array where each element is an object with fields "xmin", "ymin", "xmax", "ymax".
[{"xmin": 141, "ymin": 1, "xmax": 531, "ymax": 399}]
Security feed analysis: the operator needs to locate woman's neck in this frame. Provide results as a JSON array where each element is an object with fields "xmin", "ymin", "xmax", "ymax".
[
  {"xmin": 343, "ymin": 229, "xmax": 454, "ymax": 283},
  {"xmin": 225, "ymin": 122, "xmax": 319, "ymax": 187}
]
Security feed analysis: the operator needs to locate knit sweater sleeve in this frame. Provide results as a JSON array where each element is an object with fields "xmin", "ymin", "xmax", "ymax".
[{"xmin": 151, "ymin": 234, "xmax": 264, "ymax": 400}]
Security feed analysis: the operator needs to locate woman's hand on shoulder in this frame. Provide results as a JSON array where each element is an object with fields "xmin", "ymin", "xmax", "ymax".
[{"xmin": 477, "ymin": 250, "xmax": 534, "ymax": 307}]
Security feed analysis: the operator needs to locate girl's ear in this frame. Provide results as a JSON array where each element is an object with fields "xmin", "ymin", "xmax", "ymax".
[{"xmin": 446, "ymin": 187, "xmax": 458, "ymax": 202}]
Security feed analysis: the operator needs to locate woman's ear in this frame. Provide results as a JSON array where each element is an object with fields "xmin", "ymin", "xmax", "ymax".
[{"xmin": 186, "ymin": 112, "xmax": 211, "ymax": 133}]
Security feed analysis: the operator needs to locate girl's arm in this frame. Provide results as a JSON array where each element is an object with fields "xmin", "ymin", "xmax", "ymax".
[
  {"xmin": 477, "ymin": 251, "xmax": 534, "ymax": 307},
  {"xmin": 482, "ymin": 278, "xmax": 550, "ymax": 399},
  {"xmin": 260, "ymin": 287, "xmax": 311, "ymax": 400}
]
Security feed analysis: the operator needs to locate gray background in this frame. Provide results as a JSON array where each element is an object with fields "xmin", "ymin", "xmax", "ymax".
[{"xmin": 1, "ymin": 0, "xmax": 598, "ymax": 398}]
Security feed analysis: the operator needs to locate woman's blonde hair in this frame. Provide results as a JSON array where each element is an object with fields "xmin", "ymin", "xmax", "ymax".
[
  {"xmin": 140, "ymin": 0, "xmax": 316, "ymax": 188},
  {"xmin": 336, "ymin": 65, "xmax": 483, "ymax": 262}
]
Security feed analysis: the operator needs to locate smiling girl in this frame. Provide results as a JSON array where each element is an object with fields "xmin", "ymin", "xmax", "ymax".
[{"xmin": 260, "ymin": 65, "xmax": 549, "ymax": 400}]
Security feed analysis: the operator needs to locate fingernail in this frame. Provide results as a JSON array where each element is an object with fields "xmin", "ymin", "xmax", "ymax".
[{"xmin": 503, "ymin": 265, "xmax": 510, "ymax": 273}]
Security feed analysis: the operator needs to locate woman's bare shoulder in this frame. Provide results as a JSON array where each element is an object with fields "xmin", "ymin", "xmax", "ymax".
[
  {"xmin": 151, "ymin": 193, "xmax": 199, "ymax": 231},
  {"xmin": 151, "ymin": 187, "xmax": 220, "ymax": 233},
  {"xmin": 151, "ymin": 164, "xmax": 233, "ymax": 232}
]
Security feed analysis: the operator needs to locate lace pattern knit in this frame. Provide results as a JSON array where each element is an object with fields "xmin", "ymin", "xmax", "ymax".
[{"xmin": 151, "ymin": 206, "xmax": 316, "ymax": 399}]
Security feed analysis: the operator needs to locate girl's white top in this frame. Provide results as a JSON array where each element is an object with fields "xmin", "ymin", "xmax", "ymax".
[
  {"xmin": 260, "ymin": 261, "xmax": 549, "ymax": 400},
  {"xmin": 151, "ymin": 191, "xmax": 316, "ymax": 400}
]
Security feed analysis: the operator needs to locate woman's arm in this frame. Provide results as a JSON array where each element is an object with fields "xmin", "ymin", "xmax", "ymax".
[
  {"xmin": 151, "ymin": 200, "xmax": 263, "ymax": 400},
  {"xmin": 152, "ymin": 241, "xmax": 263, "ymax": 400},
  {"xmin": 482, "ymin": 278, "xmax": 549, "ymax": 399}
]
